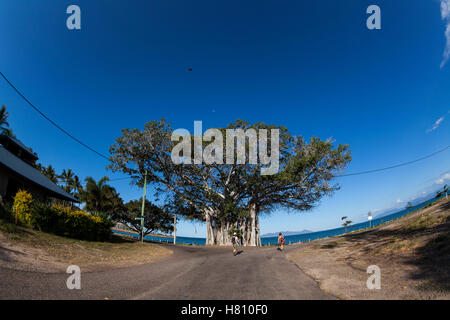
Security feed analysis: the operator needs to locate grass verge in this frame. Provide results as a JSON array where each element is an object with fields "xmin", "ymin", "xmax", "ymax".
[
  {"xmin": 287, "ymin": 198, "xmax": 450, "ymax": 300},
  {"xmin": 0, "ymin": 219, "xmax": 172, "ymax": 273}
]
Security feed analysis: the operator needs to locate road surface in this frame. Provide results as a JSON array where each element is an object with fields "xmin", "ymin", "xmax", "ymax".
[{"xmin": 0, "ymin": 243, "xmax": 336, "ymax": 300}]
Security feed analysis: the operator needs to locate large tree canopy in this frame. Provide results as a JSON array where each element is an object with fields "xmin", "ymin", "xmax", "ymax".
[{"xmin": 108, "ymin": 119, "xmax": 351, "ymax": 245}]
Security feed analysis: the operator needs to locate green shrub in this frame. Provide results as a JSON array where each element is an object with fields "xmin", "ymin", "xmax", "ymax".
[
  {"xmin": 8, "ymin": 189, "xmax": 113, "ymax": 241},
  {"xmin": 31, "ymin": 202, "xmax": 65, "ymax": 234},
  {"xmin": 31, "ymin": 203, "xmax": 113, "ymax": 241}
]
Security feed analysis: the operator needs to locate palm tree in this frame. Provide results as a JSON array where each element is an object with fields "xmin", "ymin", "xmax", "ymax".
[
  {"xmin": 0, "ymin": 105, "xmax": 13, "ymax": 137},
  {"xmin": 58, "ymin": 169, "xmax": 75, "ymax": 193},
  {"xmin": 79, "ymin": 176, "xmax": 124, "ymax": 214},
  {"xmin": 342, "ymin": 220, "xmax": 352, "ymax": 233},
  {"xmin": 341, "ymin": 216, "xmax": 352, "ymax": 233},
  {"xmin": 70, "ymin": 175, "xmax": 83, "ymax": 197},
  {"xmin": 42, "ymin": 165, "xmax": 58, "ymax": 184}
]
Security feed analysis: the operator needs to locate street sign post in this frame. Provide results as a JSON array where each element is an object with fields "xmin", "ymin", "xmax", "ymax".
[
  {"xmin": 140, "ymin": 170, "xmax": 148, "ymax": 243},
  {"xmin": 173, "ymin": 214, "xmax": 177, "ymax": 245}
]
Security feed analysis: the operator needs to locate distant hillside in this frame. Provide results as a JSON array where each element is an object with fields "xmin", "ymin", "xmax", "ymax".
[
  {"xmin": 375, "ymin": 190, "xmax": 442, "ymax": 218},
  {"xmin": 262, "ymin": 230, "xmax": 312, "ymax": 238}
]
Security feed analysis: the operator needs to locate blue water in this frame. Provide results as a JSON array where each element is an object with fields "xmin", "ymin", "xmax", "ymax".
[
  {"xmin": 112, "ymin": 230, "xmax": 207, "ymax": 245},
  {"xmin": 112, "ymin": 196, "xmax": 444, "ymax": 246}
]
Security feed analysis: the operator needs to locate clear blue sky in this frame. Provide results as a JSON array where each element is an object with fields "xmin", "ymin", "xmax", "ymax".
[{"xmin": 1, "ymin": 0, "xmax": 449, "ymax": 237}]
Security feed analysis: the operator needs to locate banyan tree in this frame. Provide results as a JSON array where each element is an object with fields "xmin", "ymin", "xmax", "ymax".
[{"xmin": 108, "ymin": 119, "xmax": 351, "ymax": 245}]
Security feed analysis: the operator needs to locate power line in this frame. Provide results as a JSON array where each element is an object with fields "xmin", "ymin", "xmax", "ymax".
[
  {"xmin": 1, "ymin": 71, "xmax": 448, "ymax": 179},
  {"xmin": 108, "ymin": 145, "xmax": 449, "ymax": 181},
  {"xmin": 336, "ymin": 145, "xmax": 450, "ymax": 177},
  {"xmin": 0, "ymin": 71, "xmax": 109, "ymax": 160}
]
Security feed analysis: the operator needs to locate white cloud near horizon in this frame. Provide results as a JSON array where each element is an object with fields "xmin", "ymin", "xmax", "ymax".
[
  {"xmin": 436, "ymin": 173, "xmax": 450, "ymax": 185},
  {"xmin": 441, "ymin": 0, "xmax": 450, "ymax": 68}
]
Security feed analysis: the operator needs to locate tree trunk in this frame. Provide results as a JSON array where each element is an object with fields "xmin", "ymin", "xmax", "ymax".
[
  {"xmin": 216, "ymin": 221, "xmax": 224, "ymax": 245},
  {"xmin": 247, "ymin": 203, "xmax": 257, "ymax": 246},
  {"xmin": 218, "ymin": 221, "xmax": 231, "ymax": 245},
  {"xmin": 239, "ymin": 219, "xmax": 247, "ymax": 246},
  {"xmin": 205, "ymin": 209, "xmax": 258, "ymax": 246},
  {"xmin": 256, "ymin": 215, "xmax": 261, "ymax": 247},
  {"xmin": 205, "ymin": 211, "xmax": 214, "ymax": 245},
  {"xmin": 206, "ymin": 218, "xmax": 234, "ymax": 245}
]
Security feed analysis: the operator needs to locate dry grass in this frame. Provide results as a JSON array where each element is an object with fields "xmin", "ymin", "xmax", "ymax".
[
  {"xmin": 0, "ymin": 221, "xmax": 172, "ymax": 273},
  {"xmin": 288, "ymin": 198, "xmax": 450, "ymax": 300}
]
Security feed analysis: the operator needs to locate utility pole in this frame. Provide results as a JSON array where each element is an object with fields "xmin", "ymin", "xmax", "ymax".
[
  {"xmin": 140, "ymin": 170, "xmax": 148, "ymax": 243},
  {"xmin": 173, "ymin": 214, "xmax": 177, "ymax": 245}
]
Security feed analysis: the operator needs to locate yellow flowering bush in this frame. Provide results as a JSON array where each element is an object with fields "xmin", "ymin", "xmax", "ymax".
[
  {"xmin": 90, "ymin": 215, "xmax": 102, "ymax": 224},
  {"xmin": 13, "ymin": 190, "xmax": 33, "ymax": 225},
  {"xmin": 31, "ymin": 203, "xmax": 113, "ymax": 241}
]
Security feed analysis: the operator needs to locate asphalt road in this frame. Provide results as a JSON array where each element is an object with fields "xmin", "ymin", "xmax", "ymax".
[{"xmin": 0, "ymin": 244, "xmax": 336, "ymax": 300}]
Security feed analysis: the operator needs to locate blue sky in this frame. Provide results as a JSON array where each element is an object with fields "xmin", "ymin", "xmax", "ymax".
[{"xmin": 0, "ymin": 0, "xmax": 449, "ymax": 237}]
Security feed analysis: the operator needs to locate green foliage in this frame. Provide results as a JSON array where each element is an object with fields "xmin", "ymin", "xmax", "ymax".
[
  {"xmin": 108, "ymin": 119, "xmax": 352, "ymax": 221},
  {"xmin": 113, "ymin": 199, "xmax": 173, "ymax": 237},
  {"xmin": 40, "ymin": 165, "xmax": 59, "ymax": 184},
  {"xmin": 108, "ymin": 118, "xmax": 352, "ymax": 244},
  {"xmin": 13, "ymin": 190, "xmax": 33, "ymax": 225},
  {"xmin": 342, "ymin": 218, "xmax": 352, "ymax": 233},
  {"xmin": 78, "ymin": 176, "xmax": 124, "ymax": 215},
  {"xmin": 0, "ymin": 105, "xmax": 13, "ymax": 137},
  {"xmin": 58, "ymin": 169, "xmax": 75, "ymax": 193},
  {"xmin": 10, "ymin": 189, "xmax": 113, "ymax": 241},
  {"xmin": 31, "ymin": 204, "xmax": 113, "ymax": 241},
  {"xmin": 36, "ymin": 165, "xmax": 82, "ymax": 197},
  {"xmin": 342, "ymin": 220, "xmax": 352, "ymax": 227},
  {"xmin": 31, "ymin": 202, "xmax": 66, "ymax": 234}
]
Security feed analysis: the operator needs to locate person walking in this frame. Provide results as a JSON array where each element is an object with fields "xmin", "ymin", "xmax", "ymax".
[
  {"xmin": 231, "ymin": 232, "xmax": 239, "ymax": 256},
  {"xmin": 277, "ymin": 232, "xmax": 285, "ymax": 251}
]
